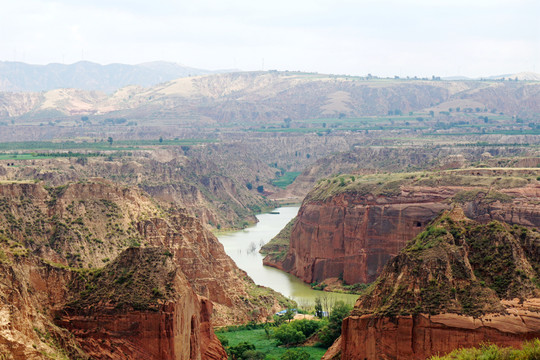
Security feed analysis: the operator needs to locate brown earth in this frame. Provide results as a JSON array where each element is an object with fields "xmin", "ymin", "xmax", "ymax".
[
  {"xmin": 57, "ymin": 247, "xmax": 227, "ymax": 360},
  {"xmin": 327, "ymin": 306, "xmax": 540, "ymax": 360}
]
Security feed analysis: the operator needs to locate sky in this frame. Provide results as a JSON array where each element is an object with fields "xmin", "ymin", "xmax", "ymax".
[{"xmin": 1, "ymin": 0, "xmax": 538, "ymax": 78}]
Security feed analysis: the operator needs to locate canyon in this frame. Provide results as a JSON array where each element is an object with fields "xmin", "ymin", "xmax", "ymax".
[{"xmin": 0, "ymin": 181, "xmax": 291, "ymax": 358}]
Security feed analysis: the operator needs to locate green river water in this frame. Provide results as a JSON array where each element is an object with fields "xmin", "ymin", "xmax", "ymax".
[{"xmin": 217, "ymin": 206, "xmax": 359, "ymax": 308}]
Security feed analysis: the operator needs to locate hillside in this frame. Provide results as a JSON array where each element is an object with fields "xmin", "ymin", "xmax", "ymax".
[
  {"xmin": 1, "ymin": 71, "xmax": 538, "ymax": 123},
  {"xmin": 0, "ymin": 149, "xmax": 276, "ymax": 230},
  {"xmin": 327, "ymin": 209, "xmax": 540, "ymax": 359}
]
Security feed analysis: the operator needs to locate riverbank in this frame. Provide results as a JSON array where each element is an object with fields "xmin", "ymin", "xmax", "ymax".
[{"xmin": 217, "ymin": 206, "xmax": 359, "ymax": 307}]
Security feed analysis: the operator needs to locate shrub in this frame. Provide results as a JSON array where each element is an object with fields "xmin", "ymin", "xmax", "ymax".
[
  {"xmin": 229, "ymin": 342, "xmax": 256, "ymax": 360},
  {"xmin": 273, "ymin": 324, "xmax": 306, "ymax": 346},
  {"xmin": 280, "ymin": 348, "xmax": 310, "ymax": 360}
]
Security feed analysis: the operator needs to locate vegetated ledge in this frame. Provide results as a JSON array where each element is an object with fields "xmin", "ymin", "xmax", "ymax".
[
  {"xmin": 63, "ymin": 247, "xmax": 179, "ymax": 313},
  {"xmin": 260, "ymin": 216, "xmax": 296, "ymax": 259},
  {"xmin": 328, "ymin": 207, "xmax": 540, "ymax": 360}
]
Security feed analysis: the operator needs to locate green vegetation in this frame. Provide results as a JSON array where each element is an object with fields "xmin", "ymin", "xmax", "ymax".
[
  {"xmin": 430, "ymin": 339, "xmax": 540, "ymax": 359},
  {"xmin": 216, "ymin": 328, "xmax": 326, "ymax": 360},
  {"xmin": 0, "ymin": 138, "xmax": 217, "ymax": 152},
  {"xmin": 317, "ymin": 301, "xmax": 352, "ymax": 347},
  {"xmin": 273, "ymin": 319, "xmax": 322, "ymax": 346},
  {"xmin": 271, "ymin": 172, "xmax": 301, "ymax": 189},
  {"xmin": 217, "ymin": 301, "xmax": 352, "ymax": 359}
]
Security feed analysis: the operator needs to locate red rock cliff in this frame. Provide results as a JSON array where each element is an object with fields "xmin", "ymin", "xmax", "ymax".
[
  {"xmin": 57, "ymin": 247, "xmax": 228, "ymax": 360},
  {"xmin": 266, "ymin": 170, "xmax": 540, "ymax": 285},
  {"xmin": 325, "ymin": 208, "xmax": 540, "ymax": 359}
]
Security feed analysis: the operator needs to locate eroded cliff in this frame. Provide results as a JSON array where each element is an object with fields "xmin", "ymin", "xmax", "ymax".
[
  {"xmin": 326, "ymin": 208, "xmax": 540, "ymax": 359},
  {"xmin": 265, "ymin": 169, "xmax": 540, "ymax": 286},
  {"xmin": 58, "ymin": 247, "xmax": 227, "ymax": 360},
  {"xmin": 0, "ymin": 181, "xmax": 291, "ymax": 358}
]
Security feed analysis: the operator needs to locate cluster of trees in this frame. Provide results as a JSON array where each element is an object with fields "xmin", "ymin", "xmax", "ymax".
[{"xmin": 219, "ymin": 301, "xmax": 353, "ymax": 360}]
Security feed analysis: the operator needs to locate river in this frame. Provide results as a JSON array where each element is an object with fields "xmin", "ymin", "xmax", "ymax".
[{"xmin": 217, "ymin": 206, "xmax": 359, "ymax": 308}]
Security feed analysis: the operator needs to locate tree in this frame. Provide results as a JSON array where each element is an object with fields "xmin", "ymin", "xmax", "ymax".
[
  {"xmin": 256, "ymin": 185, "xmax": 264, "ymax": 194},
  {"xmin": 284, "ymin": 308, "xmax": 295, "ymax": 322},
  {"xmin": 315, "ymin": 297, "xmax": 323, "ymax": 318},
  {"xmin": 229, "ymin": 342, "xmax": 256, "ymax": 360},
  {"xmin": 429, "ymin": 110, "xmax": 435, "ymax": 117},
  {"xmin": 107, "ymin": 137, "xmax": 113, "ymax": 146},
  {"xmin": 246, "ymin": 182, "xmax": 253, "ymax": 190},
  {"xmin": 281, "ymin": 348, "xmax": 310, "ymax": 360},
  {"xmin": 283, "ymin": 117, "xmax": 292, "ymax": 128},
  {"xmin": 273, "ymin": 324, "xmax": 306, "ymax": 346},
  {"xmin": 318, "ymin": 301, "xmax": 352, "ymax": 347}
]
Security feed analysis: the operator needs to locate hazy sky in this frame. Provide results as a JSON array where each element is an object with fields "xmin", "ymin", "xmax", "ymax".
[{"xmin": 1, "ymin": 0, "xmax": 538, "ymax": 77}]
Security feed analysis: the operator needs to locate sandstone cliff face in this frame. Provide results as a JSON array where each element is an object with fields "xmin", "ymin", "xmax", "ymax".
[
  {"xmin": 266, "ymin": 170, "xmax": 540, "ymax": 286},
  {"xmin": 328, "ymin": 208, "xmax": 540, "ymax": 359},
  {"xmin": 0, "ymin": 246, "xmax": 89, "ymax": 359},
  {"xmin": 337, "ymin": 309, "xmax": 540, "ymax": 360},
  {"xmin": 57, "ymin": 247, "xmax": 227, "ymax": 360}
]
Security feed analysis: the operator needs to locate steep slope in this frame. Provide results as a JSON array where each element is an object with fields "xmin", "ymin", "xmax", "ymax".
[
  {"xmin": 58, "ymin": 247, "xmax": 226, "ymax": 360},
  {"xmin": 328, "ymin": 209, "xmax": 540, "ymax": 359},
  {"xmin": 0, "ymin": 151, "xmax": 276, "ymax": 230},
  {"xmin": 0, "ymin": 181, "xmax": 292, "ymax": 327},
  {"xmin": 0, "ymin": 240, "xmax": 88, "ymax": 359},
  {"xmin": 264, "ymin": 169, "xmax": 540, "ymax": 286}
]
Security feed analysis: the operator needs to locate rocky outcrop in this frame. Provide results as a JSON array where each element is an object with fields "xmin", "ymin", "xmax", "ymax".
[
  {"xmin": 338, "ymin": 308, "xmax": 540, "ymax": 360},
  {"xmin": 329, "ymin": 208, "xmax": 540, "ymax": 359},
  {"xmin": 266, "ymin": 169, "xmax": 540, "ymax": 286},
  {"xmin": 57, "ymin": 247, "xmax": 227, "ymax": 360},
  {"xmin": 0, "ymin": 250, "xmax": 88, "ymax": 359}
]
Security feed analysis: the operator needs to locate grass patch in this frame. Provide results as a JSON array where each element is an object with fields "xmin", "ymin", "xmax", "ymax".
[
  {"xmin": 216, "ymin": 328, "xmax": 326, "ymax": 360},
  {"xmin": 430, "ymin": 339, "xmax": 540, "ymax": 359},
  {"xmin": 271, "ymin": 172, "xmax": 301, "ymax": 189}
]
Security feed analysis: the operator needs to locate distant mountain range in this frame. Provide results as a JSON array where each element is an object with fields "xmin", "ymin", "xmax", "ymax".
[{"xmin": 0, "ymin": 61, "xmax": 231, "ymax": 93}]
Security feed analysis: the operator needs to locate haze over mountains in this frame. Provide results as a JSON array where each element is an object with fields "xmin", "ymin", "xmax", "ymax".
[
  {"xmin": 1, "ymin": 60, "xmax": 538, "ymax": 94},
  {"xmin": 0, "ymin": 61, "xmax": 230, "ymax": 93}
]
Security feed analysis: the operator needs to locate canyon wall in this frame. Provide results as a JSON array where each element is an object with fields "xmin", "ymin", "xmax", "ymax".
[
  {"xmin": 325, "ymin": 208, "xmax": 540, "ymax": 359},
  {"xmin": 265, "ymin": 169, "xmax": 540, "ymax": 285},
  {"xmin": 57, "ymin": 248, "xmax": 227, "ymax": 360}
]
